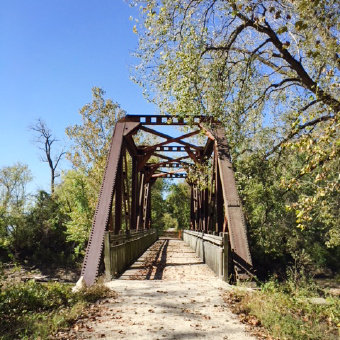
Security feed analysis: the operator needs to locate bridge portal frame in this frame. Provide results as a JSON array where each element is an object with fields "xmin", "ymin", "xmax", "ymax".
[{"xmin": 81, "ymin": 115, "xmax": 253, "ymax": 285}]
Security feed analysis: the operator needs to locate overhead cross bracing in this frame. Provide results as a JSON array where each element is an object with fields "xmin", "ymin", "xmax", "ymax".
[{"xmin": 81, "ymin": 115, "xmax": 253, "ymax": 286}]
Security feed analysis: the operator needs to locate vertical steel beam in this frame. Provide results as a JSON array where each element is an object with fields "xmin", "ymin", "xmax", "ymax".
[
  {"xmin": 130, "ymin": 157, "xmax": 138, "ymax": 230},
  {"xmin": 142, "ymin": 183, "xmax": 150, "ymax": 229},
  {"xmin": 207, "ymin": 151, "xmax": 216, "ymax": 232},
  {"xmin": 146, "ymin": 180, "xmax": 153, "ymax": 228},
  {"xmin": 137, "ymin": 172, "xmax": 145, "ymax": 230},
  {"xmin": 190, "ymin": 186, "xmax": 194, "ymax": 230},
  {"xmin": 107, "ymin": 208, "xmax": 114, "ymax": 231},
  {"xmin": 216, "ymin": 161, "xmax": 224, "ymax": 233},
  {"xmin": 122, "ymin": 150, "xmax": 131, "ymax": 232},
  {"xmin": 115, "ymin": 156, "xmax": 123, "ymax": 235},
  {"xmin": 203, "ymin": 188, "xmax": 209, "ymax": 232}
]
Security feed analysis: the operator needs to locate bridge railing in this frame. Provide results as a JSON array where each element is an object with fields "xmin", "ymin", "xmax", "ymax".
[
  {"xmin": 183, "ymin": 230, "xmax": 229, "ymax": 281},
  {"xmin": 104, "ymin": 229, "xmax": 158, "ymax": 280}
]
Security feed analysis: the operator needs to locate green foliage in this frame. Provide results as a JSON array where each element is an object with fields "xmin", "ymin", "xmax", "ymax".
[
  {"xmin": 236, "ymin": 145, "xmax": 339, "ymax": 277},
  {"xmin": 0, "ymin": 163, "xmax": 79, "ymax": 268},
  {"xmin": 56, "ymin": 170, "xmax": 93, "ymax": 256},
  {"xmin": 0, "ymin": 275, "xmax": 112, "ymax": 339},
  {"xmin": 66, "ymin": 86, "xmax": 125, "ymax": 173},
  {"xmin": 165, "ymin": 181, "xmax": 191, "ymax": 230},
  {"xmin": 0, "ymin": 162, "xmax": 32, "ymax": 213},
  {"xmin": 150, "ymin": 179, "xmax": 190, "ymax": 231},
  {"xmin": 131, "ymin": 0, "xmax": 340, "ymax": 276},
  {"xmin": 151, "ymin": 179, "xmax": 167, "ymax": 230},
  {"xmin": 60, "ymin": 87, "xmax": 126, "ymax": 255},
  {"xmin": 2, "ymin": 190, "xmax": 73, "ymax": 265},
  {"xmin": 185, "ymin": 161, "xmax": 211, "ymax": 190},
  {"xmin": 227, "ymin": 280, "xmax": 340, "ymax": 340},
  {"xmin": 162, "ymin": 212, "xmax": 178, "ymax": 230}
]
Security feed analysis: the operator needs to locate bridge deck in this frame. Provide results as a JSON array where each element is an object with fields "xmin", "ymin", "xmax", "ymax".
[
  {"xmin": 118, "ymin": 236, "xmax": 211, "ymax": 281},
  {"xmin": 76, "ymin": 236, "xmax": 255, "ymax": 339}
]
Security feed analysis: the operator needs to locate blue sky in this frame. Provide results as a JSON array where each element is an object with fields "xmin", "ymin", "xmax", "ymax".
[{"xmin": 0, "ymin": 0, "xmax": 157, "ymax": 193}]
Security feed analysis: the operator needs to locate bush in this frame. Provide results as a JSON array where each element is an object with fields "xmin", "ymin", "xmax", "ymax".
[
  {"xmin": 225, "ymin": 280, "xmax": 340, "ymax": 340},
  {"xmin": 0, "ymin": 277, "xmax": 113, "ymax": 339}
]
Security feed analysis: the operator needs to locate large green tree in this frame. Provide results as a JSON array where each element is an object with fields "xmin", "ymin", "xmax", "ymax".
[
  {"xmin": 56, "ymin": 170, "xmax": 92, "ymax": 256},
  {"xmin": 57, "ymin": 87, "xmax": 126, "ymax": 255},
  {"xmin": 65, "ymin": 87, "xmax": 126, "ymax": 212},
  {"xmin": 66, "ymin": 87, "xmax": 126, "ymax": 173},
  {"xmin": 11, "ymin": 190, "xmax": 71, "ymax": 265},
  {"xmin": 131, "ymin": 0, "xmax": 339, "ymax": 274},
  {"xmin": 0, "ymin": 163, "xmax": 32, "ymax": 259},
  {"xmin": 0, "ymin": 163, "xmax": 32, "ymax": 213}
]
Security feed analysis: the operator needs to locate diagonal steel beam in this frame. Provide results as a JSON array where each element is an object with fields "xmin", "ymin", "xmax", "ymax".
[
  {"xmin": 81, "ymin": 122, "xmax": 125, "ymax": 286},
  {"xmin": 213, "ymin": 126, "xmax": 253, "ymax": 277},
  {"xmin": 185, "ymin": 146, "xmax": 200, "ymax": 163},
  {"xmin": 141, "ymin": 130, "xmax": 201, "ymax": 152},
  {"xmin": 147, "ymin": 156, "xmax": 190, "ymax": 169}
]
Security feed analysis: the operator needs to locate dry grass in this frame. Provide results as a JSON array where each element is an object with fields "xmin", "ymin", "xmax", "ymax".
[{"xmin": 224, "ymin": 281, "xmax": 340, "ymax": 340}]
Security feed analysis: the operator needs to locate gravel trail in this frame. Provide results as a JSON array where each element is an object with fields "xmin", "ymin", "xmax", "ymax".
[{"xmin": 77, "ymin": 237, "xmax": 256, "ymax": 340}]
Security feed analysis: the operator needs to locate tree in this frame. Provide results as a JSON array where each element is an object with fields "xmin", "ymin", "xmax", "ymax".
[
  {"xmin": 166, "ymin": 181, "xmax": 191, "ymax": 230},
  {"xmin": 150, "ymin": 178, "xmax": 167, "ymax": 230},
  {"xmin": 65, "ymin": 87, "xmax": 126, "ymax": 207},
  {"xmin": 30, "ymin": 118, "xmax": 65, "ymax": 194},
  {"xmin": 131, "ymin": 0, "xmax": 340, "ymax": 275},
  {"xmin": 0, "ymin": 163, "xmax": 32, "ymax": 213},
  {"xmin": 0, "ymin": 163, "xmax": 32, "ymax": 259},
  {"xmin": 132, "ymin": 0, "xmax": 338, "ymax": 120},
  {"xmin": 10, "ymin": 190, "xmax": 72, "ymax": 265},
  {"xmin": 66, "ymin": 87, "xmax": 126, "ymax": 173},
  {"xmin": 56, "ymin": 170, "xmax": 92, "ymax": 256},
  {"xmin": 59, "ymin": 87, "xmax": 126, "ymax": 255}
]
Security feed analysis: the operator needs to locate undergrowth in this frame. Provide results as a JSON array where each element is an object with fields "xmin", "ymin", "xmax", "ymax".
[
  {"xmin": 0, "ymin": 276, "xmax": 114, "ymax": 339},
  {"xmin": 225, "ymin": 279, "xmax": 340, "ymax": 340}
]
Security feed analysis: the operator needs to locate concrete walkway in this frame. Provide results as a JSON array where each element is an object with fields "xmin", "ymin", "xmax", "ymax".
[{"xmin": 79, "ymin": 237, "xmax": 256, "ymax": 339}]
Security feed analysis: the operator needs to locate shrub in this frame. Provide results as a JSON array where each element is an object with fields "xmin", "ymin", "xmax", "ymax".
[{"xmin": 0, "ymin": 277, "xmax": 113, "ymax": 339}]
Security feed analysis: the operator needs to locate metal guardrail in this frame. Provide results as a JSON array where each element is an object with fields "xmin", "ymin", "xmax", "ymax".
[
  {"xmin": 183, "ymin": 230, "xmax": 229, "ymax": 281},
  {"xmin": 104, "ymin": 229, "xmax": 158, "ymax": 280}
]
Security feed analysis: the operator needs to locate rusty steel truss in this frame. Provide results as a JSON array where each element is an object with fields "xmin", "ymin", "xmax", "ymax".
[{"xmin": 81, "ymin": 115, "xmax": 253, "ymax": 285}]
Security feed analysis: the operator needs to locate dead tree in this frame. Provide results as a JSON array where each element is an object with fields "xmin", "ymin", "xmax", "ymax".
[{"xmin": 30, "ymin": 118, "xmax": 65, "ymax": 194}]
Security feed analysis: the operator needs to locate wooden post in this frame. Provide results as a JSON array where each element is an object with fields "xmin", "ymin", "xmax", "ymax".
[
  {"xmin": 223, "ymin": 232, "xmax": 229, "ymax": 282},
  {"xmin": 104, "ymin": 232, "xmax": 112, "ymax": 281}
]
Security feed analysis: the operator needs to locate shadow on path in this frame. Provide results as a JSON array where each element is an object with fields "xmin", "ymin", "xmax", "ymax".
[{"xmin": 120, "ymin": 238, "xmax": 204, "ymax": 281}]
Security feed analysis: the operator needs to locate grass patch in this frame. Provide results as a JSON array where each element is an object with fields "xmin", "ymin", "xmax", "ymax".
[
  {"xmin": 0, "ymin": 278, "xmax": 115, "ymax": 339},
  {"xmin": 225, "ymin": 280, "xmax": 340, "ymax": 340}
]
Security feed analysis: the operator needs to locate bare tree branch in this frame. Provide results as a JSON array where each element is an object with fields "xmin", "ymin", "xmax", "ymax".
[{"xmin": 29, "ymin": 118, "xmax": 65, "ymax": 194}]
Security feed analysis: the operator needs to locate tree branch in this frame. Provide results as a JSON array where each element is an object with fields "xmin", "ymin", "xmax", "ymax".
[
  {"xmin": 234, "ymin": 10, "xmax": 340, "ymax": 112},
  {"xmin": 201, "ymin": 21, "xmax": 252, "ymax": 57},
  {"xmin": 265, "ymin": 104, "xmax": 333, "ymax": 158}
]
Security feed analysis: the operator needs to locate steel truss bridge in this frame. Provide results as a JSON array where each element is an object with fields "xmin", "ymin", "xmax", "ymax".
[{"xmin": 81, "ymin": 115, "xmax": 253, "ymax": 285}]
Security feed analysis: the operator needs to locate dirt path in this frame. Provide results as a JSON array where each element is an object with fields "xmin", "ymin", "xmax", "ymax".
[{"xmin": 76, "ymin": 237, "xmax": 257, "ymax": 339}]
